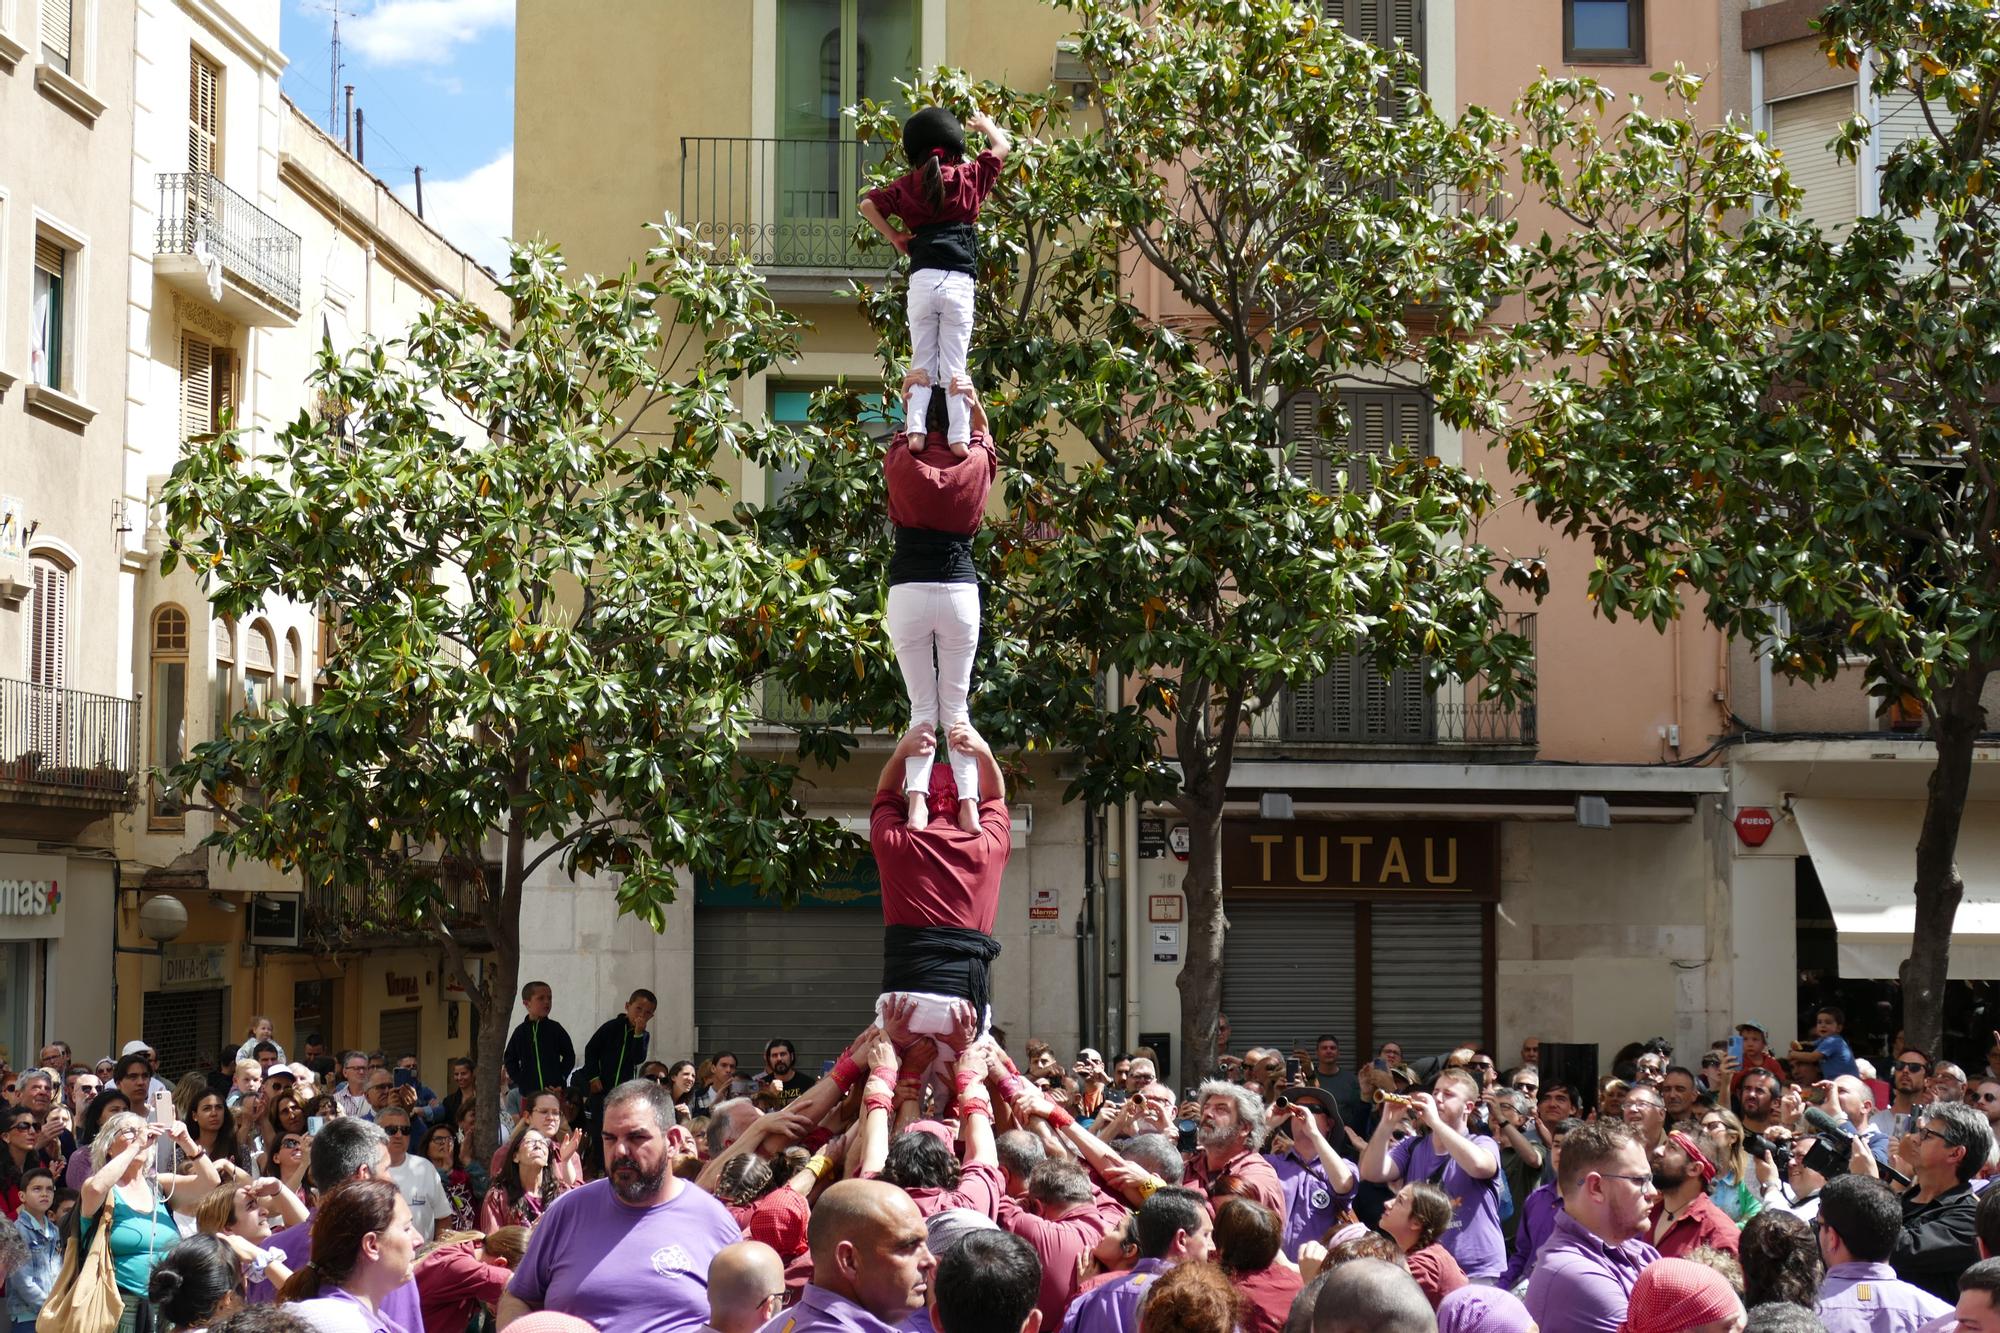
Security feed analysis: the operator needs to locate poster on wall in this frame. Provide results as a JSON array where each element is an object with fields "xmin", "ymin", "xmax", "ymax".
[
  {"xmin": 1152, "ymin": 926, "xmax": 1181, "ymax": 963},
  {"xmin": 1029, "ymin": 887, "xmax": 1059, "ymax": 935}
]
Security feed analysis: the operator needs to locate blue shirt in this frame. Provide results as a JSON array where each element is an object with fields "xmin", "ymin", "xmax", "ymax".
[
  {"xmin": 1058, "ymin": 1259, "xmax": 1173, "ymax": 1333},
  {"xmin": 761, "ymin": 1285, "xmax": 908, "ymax": 1333},
  {"xmin": 1815, "ymin": 1036, "xmax": 1860, "ymax": 1081},
  {"xmin": 6, "ymin": 1211, "xmax": 64, "ymax": 1323},
  {"xmin": 1817, "ymin": 1260, "xmax": 1951, "ymax": 1333}
]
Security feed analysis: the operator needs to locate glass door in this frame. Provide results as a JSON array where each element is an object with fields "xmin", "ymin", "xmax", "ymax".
[{"xmin": 775, "ymin": 0, "xmax": 918, "ymax": 265}]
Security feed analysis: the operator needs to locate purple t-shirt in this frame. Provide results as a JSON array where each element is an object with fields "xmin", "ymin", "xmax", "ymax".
[
  {"xmin": 1388, "ymin": 1132, "xmax": 1504, "ymax": 1279},
  {"xmin": 1057, "ymin": 1259, "xmax": 1172, "ymax": 1333},
  {"xmin": 264, "ymin": 1213, "xmax": 424, "ymax": 1329},
  {"xmin": 1265, "ymin": 1151, "xmax": 1354, "ymax": 1261},
  {"xmin": 507, "ymin": 1178, "xmax": 740, "ymax": 1333}
]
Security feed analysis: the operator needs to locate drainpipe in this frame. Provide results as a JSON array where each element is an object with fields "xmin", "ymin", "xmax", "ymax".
[
  {"xmin": 1103, "ymin": 672, "xmax": 1127, "ymax": 1057},
  {"xmin": 1124, "ymin": 792, "xmax": 1142, "ymax": 1053}
]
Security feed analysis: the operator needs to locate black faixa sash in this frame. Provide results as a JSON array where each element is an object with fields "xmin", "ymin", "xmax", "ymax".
[
  {"xmin": 889, "ymin": 525, "xmax": 977, "ymax": 586},
  {"xmin": 882, "ymin": 924, "xmax": 1003, "ymax": 1016}
]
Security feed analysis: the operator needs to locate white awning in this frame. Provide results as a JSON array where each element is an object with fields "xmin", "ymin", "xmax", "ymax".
[{"xmin": 1793, "ymin": 799, "xmax": 2000, "ymax": 978}]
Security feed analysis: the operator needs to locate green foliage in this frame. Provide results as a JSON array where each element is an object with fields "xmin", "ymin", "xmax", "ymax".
[
  {"xmin": 768, "ymin": 0, "xmax": 1539, "ymax": 819},
  {"xmin": 159, "ymin": 223, "xmax": 875, "ymax": 945}
]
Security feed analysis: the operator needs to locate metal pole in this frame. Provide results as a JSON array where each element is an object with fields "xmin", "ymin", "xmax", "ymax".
[
  {"xmin": 344, "ymin": 85, "xmax": 354, "ymax": 154},
  {"xmin": 413, "ymin": 166, "xmax": 425, "ymax": 219},
  {"xmin": 355, "ymin": 107, "xmax": 364, "ymax": 165}
]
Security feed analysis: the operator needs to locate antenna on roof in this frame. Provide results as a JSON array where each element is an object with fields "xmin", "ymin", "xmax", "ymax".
[{"xmin": 298, "ymin": 0, "xmax": 346, "ymax": 135}]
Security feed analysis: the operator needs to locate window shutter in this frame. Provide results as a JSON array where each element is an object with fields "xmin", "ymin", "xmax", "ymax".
[
  {"xmin": 1769, "ymin": 88, "xmax": 1859, "ymax": 234},
  {"xmin": 1876, "ymin": 89, "xmax": 1950, "ymax": 256},
  {"xmin": 1328, "ymin": 0, "xmax": 1426, "ymax": 113},
  {"xmin": 35, "ymin": 236, "xmax": 63, "ymax": 277},
  {"xmin": 213, "ymin": 618, "xmax": 234, "ymax": 665},
  {"xmin": 39, "ymin": 0, "xmax": 71, "ymax": 65},
  {"xmin": 29, "ymin": 560, "xmax": 68, "ymax": 690},
  {"xmin": 213, "ymin": 346, "xmax": 234, "ymax": 428},
  {"xmin": 188, "ymin": 52, "xmax": 220, "ymax": 177},
  {"xmin": 245, "ymin": 624, "xmax": 274, "ymax": 673},
  {"xmin": 1283, "ymin": 391, "xmax": 1326, "ymax": 491},
  {"xmin": 179, "ymin": 335, "xmax": 214, "ymax": 440}
]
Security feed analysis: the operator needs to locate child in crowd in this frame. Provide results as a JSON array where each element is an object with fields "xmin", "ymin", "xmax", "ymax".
[
  {"xmin": 859, "ymin": 106, "xmax": 1010, "ymax": 455},
  {"xmin": 6, "ymin": 1168, "xmax": 63, "ymax": 1333}
]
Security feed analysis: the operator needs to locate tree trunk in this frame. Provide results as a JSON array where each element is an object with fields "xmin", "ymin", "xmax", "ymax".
[
  {"xmin": 1898, "ymin": 676, "xmax": 1989, "ymax": 1057},
  {"xmin": 471, "ymin": 813, "xmax": 528, "ymax": 1166},
  {"xmin": 1176, "ymin": 777, "xmax": 1228, "ymax": 1089}
]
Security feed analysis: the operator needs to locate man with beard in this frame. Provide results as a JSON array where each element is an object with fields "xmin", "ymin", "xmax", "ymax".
[
  {"xmin": 758, "ymin": 1039, "xmax": 817, "ymax": 1106},
  {"xmin": 1736, "ymin": 1068, "xmax": 1782, "ymax": 1136},
  {"xmin": 1647, "ymin": 1130, "xmax": 1740, "ymax": 1258},
  {"xmin": 1869, "ymin": 1049, "xmax": 1933, "ymax": 1142},
  {"xmin": 499, "ymin": 1079, "xmax": 737, "ymax": 1333},
  {"xmin": 1183, "ymin": 1081, "xmax": 1287, "ymax": 1223},
  {"xmin": 1523, "ymin": 1122, "xmax": 1661, "ymax": 1333}
]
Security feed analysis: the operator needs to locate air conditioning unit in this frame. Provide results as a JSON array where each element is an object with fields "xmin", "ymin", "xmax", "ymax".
[{"xmin": 247, "ymin": 894, "xmax": 301, "ymax": 946}]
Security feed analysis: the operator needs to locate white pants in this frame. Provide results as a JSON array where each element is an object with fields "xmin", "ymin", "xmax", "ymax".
[
  {"xmin": 886, "ymin": 581, "xmax": 980, "ymax": 801},
  {"xmin": 906, "ymin": 269, "xmax": 976, "ymax": 445}
]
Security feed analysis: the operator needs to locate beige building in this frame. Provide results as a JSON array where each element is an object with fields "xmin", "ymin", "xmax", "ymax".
[
  {"xmin": 0, "ymin": 0, "xmax": 136, "ymax": 1068},
  {"xmin": 0, "ymin": 0, "xmax": 508, "ymax": 1072}
]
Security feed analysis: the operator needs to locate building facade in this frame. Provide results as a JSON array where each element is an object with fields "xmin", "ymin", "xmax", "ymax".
[{"xmin": 0, "ymin": 0, "xmax": 137, "ymax": 1069}]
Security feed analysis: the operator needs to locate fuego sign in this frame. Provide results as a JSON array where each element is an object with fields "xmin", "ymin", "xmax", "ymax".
[{"xmin": 1733, "ymin": 807, "xmax": 1776, "ymax": 847}]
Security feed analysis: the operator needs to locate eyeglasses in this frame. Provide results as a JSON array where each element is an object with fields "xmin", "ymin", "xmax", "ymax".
[
  {"xmin": 1598, "ymin": 1171, "xmax": 1655, "ymax": 1188},
  {"xmin": 381, "ymin": 1123, "xmax": 411, "ymax": 1136},
  {"xmin": 1511, "ymin": 1082, "xmax": 1538, "ymax": 1093},
  {"xmin": 1907, "ymin": 1126, "xmax": 1947, "ymax": 1145},
  {"xmin": 1974, "ymin": 1092, "xmax": 2000, "ymax": 1103},
  {"xmin": 644, "ymin": 1074, "xmax": 671, "ymax": 1084},
  {"xmin": 4, "ymin": 1121, "xmax": 34, "ymax": 1133},
  {"xmin": 1469, "ymin": 1060, "xmax": 1494, "ymax": 1071},
  {"xmin": 1626, "ymin": 1100, "xmax": 1665, "ymax": 1113},
  {"xmin": 1895, "ymin": 1061, "xmax": 1931, "ymax": 1074}
]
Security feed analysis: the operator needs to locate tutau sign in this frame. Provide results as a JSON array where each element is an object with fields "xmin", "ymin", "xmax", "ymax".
[{"xmin": 1222, "ymin": 819, "xmax": 1498, "ymax": 898}]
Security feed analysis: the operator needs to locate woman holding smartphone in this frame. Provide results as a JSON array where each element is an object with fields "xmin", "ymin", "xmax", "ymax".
[{"xmin": 80, "ymin": 1110, "xmax": 221, "ymax": 1332}]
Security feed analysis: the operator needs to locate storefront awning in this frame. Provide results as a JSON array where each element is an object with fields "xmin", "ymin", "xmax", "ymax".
[{"xmin": 1794, "ymin": 798, "xmax": 2000, "ymax": 978}]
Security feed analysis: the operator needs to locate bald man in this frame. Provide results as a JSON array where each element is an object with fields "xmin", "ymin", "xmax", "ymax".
[
  {"xmin": 1311, "ymin": 1258, "xmax": 1436, "ymax": 1333},
  {"xmin": 767, "ymin": 1179, "xmax": 937, "ymax": 1333},
  {"xmin": 710, "ymin": 1241, "xmax": 787, "ymax": 1333}
]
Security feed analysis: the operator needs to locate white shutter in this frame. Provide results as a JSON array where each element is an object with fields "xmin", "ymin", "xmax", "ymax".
[
  {"xmin": 180, "ymin": 334, "xmax": 214, "ymax": 439},
  {"xmin": 39, "ymin": 0, "xmax": 71, "ymax": 66},
  {"xmin": 188, "ymin": 52, "xmax": 220, "ymax": 177},
  {"xmin": 1769, "ymin": 88, "xmax": 1859, "ymax": 234},
  {"xmin": 28, "ymin": 560, "xmax": 68, "ymax": 691},
  {"xmin": 1875, "ymin": 89, "xmax": 1951, "ymax": 256}
]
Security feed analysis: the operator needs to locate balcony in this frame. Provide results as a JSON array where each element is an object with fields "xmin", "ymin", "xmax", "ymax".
[
  {"xmin": 679, "ymin": 137, "xmax": 894, "ymax": 295},
  {"xmin": 0, "ymin": 677, "xmax": 139, "ymax": 809},
  {"xmin": 297, "ymin": 859, "xmax": 494, "ymax": 950},
  {"xmin": 1247, "ymin": 613, "xmax": 1537, "ymax": 753},
  {"xmin": 155, "ymin": 172, "xmax": 301, "ymax": 326}
]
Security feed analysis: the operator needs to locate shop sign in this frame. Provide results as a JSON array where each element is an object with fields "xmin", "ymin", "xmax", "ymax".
[
  {"xmin": 0, "ymin": 855, "xmax": 66, "ymax": 940},
  {"xmin": 1222, "ymin": 819, "xmax": 1498, "ymax": 897},
  {"xmin": 385, "ymin": 971, "xmax": 422, "ymax": 1004},
  {"xmin": 160, "ymin": 942, "xmax": 229, "ymax": 991}
]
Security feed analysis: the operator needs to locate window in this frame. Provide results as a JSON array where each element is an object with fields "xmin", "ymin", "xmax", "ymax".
[
  {"xmin": 1328, "ymin": 0, "xmax": 1427, "ymax": 116},
  {"xmin": 1768, "ymin": 88, "xmax": 1859, "ymax": 235},
  {"xmin": 31, "ymin": 236, "xmax": 64, "ymax": 390},
  {"xmin": 151, "ymin": 606, "xmax": 189, "ymax": 825},
  {"xmin": 243, "ymin": 620, "xmax": 275, "ymax": 720},
  {"xmin": 179, "ymin": 333, "xmax": 234, "ymax": 439},
  {"xmin": 26, "ymin": 554, "xmax": 69, "ymax": 761},
  {"xmin": 39, "ymin": 0, "xmax": 71, "ymax": 73},
  {"xmin": 283, "ymin": 629, "xmax": 302, "ymax": 704},
  {"xmin": 1564, "ymin": 0, "xmax": 1644, "ymax": 65},
  {"xmin": 212, "ymin": 617, "xmax": 234, "ymax": 741},
  {"xmin": 188, "ymin": 50, "xmax": 220, "ymax": 178}
]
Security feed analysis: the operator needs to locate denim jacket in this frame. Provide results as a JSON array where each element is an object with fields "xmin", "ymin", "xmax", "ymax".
[{"xmin": 6, "ymin": 1210, "xmax": 65, "ymax": 1324}]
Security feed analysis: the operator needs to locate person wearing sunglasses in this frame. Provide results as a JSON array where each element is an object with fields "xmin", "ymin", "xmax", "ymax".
[
  {"xmin": 1868, "ymin": 1048, "xmax": 1934, "ymax": 1142},
  {"xmin": 377, "ymin": 1105, "xmax": 446, "ymax": 1242},
  {"xmin": 1972, "ymin": 1079, "xmax": 2000, "ymax": 1137}
]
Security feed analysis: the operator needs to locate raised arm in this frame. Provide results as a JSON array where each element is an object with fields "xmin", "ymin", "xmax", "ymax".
[
  {"xmin": 968, "ymin": 111, "xmax": 1011, "ymax": 162},
  {"xmin": 1359, "ymin": 1100, "xmax": 1407, "ymax": 1186},
  {"xmin": 1281, "ymin": 1104, "xmax": 1356, "ymax": 1195},
  {"xmin": 82, "ymin": 1124, "xmax": 161, "ymax": 1217}
]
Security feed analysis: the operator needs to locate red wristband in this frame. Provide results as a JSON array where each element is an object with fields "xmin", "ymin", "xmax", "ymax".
[
  {"xmin": 864, "ymin": 1091, "xmax": 895, "ymax": 1114},
  {"xmin": 1046, "ymin": 1106, "xmax": 1075, "ymax": 1129},
  {"xmin": 999, "ymin": 1074, "xmax": 1028, "ymax": 1101},
  {"xmin": 831, "ymin": 1054, "xmax": 862, "ymax": 1092},
  {"xmin": 954, "ymin": 1068, "xmax": 982, "ymax": 1094},
  {"xmin": 957, "ymin": 1098, "xmax": 993, "ymax": 1121},
  {"xmin": 870, "ymin": 1065, "xmax": 898, "ymax": 1086}
]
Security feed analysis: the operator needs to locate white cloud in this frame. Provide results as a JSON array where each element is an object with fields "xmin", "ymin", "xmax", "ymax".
[
  {"xmin": 398, "ymin": 148, "xmax": 512, "ymax": 274},
  {"xmin": 347, "ymin": 0, "xmax": 513, "ymax": 66}
]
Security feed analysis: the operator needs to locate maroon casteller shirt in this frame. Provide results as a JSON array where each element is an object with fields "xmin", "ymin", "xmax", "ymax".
[
  {"xmin": 865, "ymin": 149, "xmax": 1005, "ymax": 233},
  {"xmin": 871, "ymin": 787, "xmax": 1011, "ymax": 933},
  {"xmin": 884, "ymin": 430, "xmax": 997, "ymax": 533}
]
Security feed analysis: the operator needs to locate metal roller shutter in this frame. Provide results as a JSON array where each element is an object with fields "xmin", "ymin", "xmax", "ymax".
[
  {"xmin": 143, "ymin": 988, "xmax": 228, "ymax": 1082},
  {"xmin": 379, "ymin": 1008, "xmax": 421, "ymax": 1068},
  {"xmin": 693, "ymin": 909, "xmax": 885, "ymax": 1070},
  {"xmin": 1875, "ymin": 89, "xmax": 1950, "ymax": 256},
  {"xmin": 1221, "ymin": 898, "xmax": 1359, "ymax": 1060},
  {"xmin": 1369, "ymin": 903, "xmax": 1484, "ymax": 1057}
]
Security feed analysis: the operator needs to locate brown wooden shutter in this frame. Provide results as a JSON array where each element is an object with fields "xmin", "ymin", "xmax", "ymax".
[
  {"xmin": 35, "ymin": 236, "xmax": 63, "ymax": 277},
  {"xmin": 29, "ymin": 559, "xmax": 68, "ymax": 691},
  {"xmin": 189, "ymin": 52, "xmax": 220, "ymax": 176},
  {"xmin": 39, "ymin": 0, "xmax": 72, "ymax": 65},
  {"xmin": 179, "ymin": 334, "xmax": 214, "ymax": 439}
]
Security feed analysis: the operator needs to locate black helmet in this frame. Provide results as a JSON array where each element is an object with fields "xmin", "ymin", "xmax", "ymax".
[{"xmin": 903, "ymin": 106, "xmax": 966, "ymax": 163}]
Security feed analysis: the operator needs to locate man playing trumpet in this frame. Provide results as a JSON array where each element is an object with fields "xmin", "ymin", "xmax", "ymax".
[{"xmin": 1358, "ymin": 1067, "xmax": 1507, "ymax": 1283}]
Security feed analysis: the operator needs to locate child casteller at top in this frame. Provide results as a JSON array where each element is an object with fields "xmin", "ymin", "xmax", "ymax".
[{"xmin": 859, "ymin": 106, "xmax": 1011, "ymax": 454}]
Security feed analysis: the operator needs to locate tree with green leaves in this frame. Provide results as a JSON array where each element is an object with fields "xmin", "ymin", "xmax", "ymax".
[
  {"xmin": 158, "ymin": 226, "xmax": 872, "ymax": 1157},
  {"xmin": 766, "ymin": 0, "xmax": 1539, "ymax": 1080},
  {"xmin": 1441, "ymin": 1, "xmax": 2000, "ymax": 1055}
]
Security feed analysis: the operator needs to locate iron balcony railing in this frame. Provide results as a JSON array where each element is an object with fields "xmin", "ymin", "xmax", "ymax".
[
  {"xmin": 0, "ymin": 676, "xmax": 139, "ymax": 803},
  {"xmin": 156, "ymin": 172, "xmax": 302, "ymax": 312},
  {"xmin": 1250, "ymin": 613, "xmax": 1538, "ymax": 747},
  {"xmin": 680, "ymin": 137, "xmax": 895, "ymax": 270}
]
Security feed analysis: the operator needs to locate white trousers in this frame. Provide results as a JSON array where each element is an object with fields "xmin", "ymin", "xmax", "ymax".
[
  {"xmin": 906, "ymin": 269, "xmax": 976, "ymax": 445},
  {"xmin": 885, "ymin": 580, "xmax": 981, "ymax": 801}
]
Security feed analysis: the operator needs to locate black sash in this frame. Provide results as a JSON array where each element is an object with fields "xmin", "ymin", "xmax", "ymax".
[
  {"xmin": 908, "ymin": 221, "xmax": 978, "ymax": 276},
  {"xmin": 882, "ymin": 924, "xmax": 1003, "ymax": 1017},
  {"xmin": 889, "ymin": 525, "xmax": 977, "ymax": 585}
]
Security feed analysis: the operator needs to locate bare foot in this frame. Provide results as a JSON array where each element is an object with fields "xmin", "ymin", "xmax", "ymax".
[
  {"xmin": 907, "ymin": 432, "xmax": 927, "ymax": 454},
  {"xmin": 948, "ymin": 438, "xmax": 970, "ymax": 458},
  {"xmin": 958, "ymin": 798, "xmax": 978, "ymax": 833},
  {"xmin": 906, "ymin": 789, "xmax": 930, "ymax": 830}
]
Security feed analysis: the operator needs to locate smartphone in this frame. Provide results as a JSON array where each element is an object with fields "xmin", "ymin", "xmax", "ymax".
[
  {"xmin": 307, "ymin": 1115, "xmax": 327, "ymax": 1134},
  {"xmin": 820, "ymin": 1060, "xmax": 835, "ymax": 1076},
  {"xmin": 150, "ymin": 1091, "xmax": 173, "ymax": 1125},
  {"xmin": 1373, "ymin": 1059, "xmax": 1388, "ymax": 1071},
  {"xmin": 393, "ymin": 1068, "xmax": 417, "ymax": 1089},
  {"xmin": 1288, "ymin": 1057, "xmax": 1307, "ymax": 1082},
  {"xmin": 1728, "ymin": 1035, "xmax": 1744, "ymax": 1063}
]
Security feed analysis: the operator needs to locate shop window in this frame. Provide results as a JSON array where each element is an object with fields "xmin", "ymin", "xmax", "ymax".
[
  {"xmin": 151, "ymin": 605, "xmax": 189, "ymax": 827},
  {"xmin": 212, "ymin": 617, "xmax": 235, "ymax": 742},
  {"xmin": 1564, "ymin": 0, "xmax": 1644, "ymax": 64}
]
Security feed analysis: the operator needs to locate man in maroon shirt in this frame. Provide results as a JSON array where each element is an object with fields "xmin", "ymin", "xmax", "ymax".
[
  {"xmin": 872, "ymin": 721, "xmax": 1011, "ymax": 1055},
  {"xmin": 996, "ymin": 1157, "xmax": 1129, "ymax": 1331},
  {"xmin": 1184, "ymin": 1081, "xmax": 1287, "ymax": 1225}
]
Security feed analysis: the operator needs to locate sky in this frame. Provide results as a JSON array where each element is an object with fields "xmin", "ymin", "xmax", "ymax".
[{"xmin": 279, "ymin": 0, "xmax": 515, "ymax": 273}]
